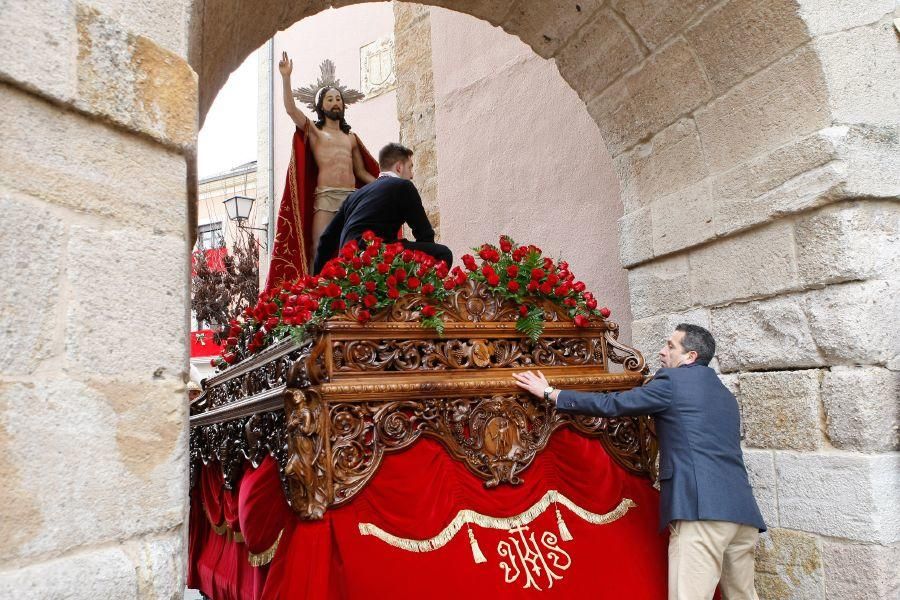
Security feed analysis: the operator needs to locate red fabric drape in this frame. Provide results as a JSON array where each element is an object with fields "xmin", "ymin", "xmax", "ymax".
[
  {"xmin": 191, "ymin": 429, "xmax": 668, "ymax": 599},
  {"xmin": 265, "ymin": 126, "xmax": 379, "ymax": 291}
]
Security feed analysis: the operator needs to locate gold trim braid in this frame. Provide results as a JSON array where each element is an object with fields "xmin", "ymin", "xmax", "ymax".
[
  {"xmin": 358, "ymin": 491, "xmax": 636, "ymax": 553},
  {"xmin": 248, "ymin": 529, "xmax": 284, "ymax": 567}
]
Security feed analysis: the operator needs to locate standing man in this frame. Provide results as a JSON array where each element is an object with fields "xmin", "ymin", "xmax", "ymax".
[
  {"xmin": 313, "ymin": 143, "xmax": 453, "ymax": 273},
  {"xmin": 266, "ymin": 52, "xmax": 379, "ymax": 289},
  {"xmin": 513, "ymin": 324, "xmax": 765, "ymax": 600}
]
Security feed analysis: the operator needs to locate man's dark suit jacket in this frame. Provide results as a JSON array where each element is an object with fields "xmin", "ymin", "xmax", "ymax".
[
  {"xmin": 557, "ymin": 362, "xmax": 766, "ymax": 532},
  {"xmin": 313, "ymin": 176, "xmax": 435, "ymax": 273}
]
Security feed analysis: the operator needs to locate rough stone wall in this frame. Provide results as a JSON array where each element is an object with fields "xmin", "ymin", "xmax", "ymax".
[
  {"xmin": 393, "ymin": 2, "xmax": 442, "ymax": 237},
  {"xmin": 0, "ymin": 0, "xmax": 195, "ymax": 597}
]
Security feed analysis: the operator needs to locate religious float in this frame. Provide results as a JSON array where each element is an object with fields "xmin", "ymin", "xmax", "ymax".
[{"xmin": 188, "ymin": 236, "xmax": 667, "ymax": 599}]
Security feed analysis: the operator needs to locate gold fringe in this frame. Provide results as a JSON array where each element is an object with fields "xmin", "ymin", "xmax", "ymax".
[
  {"xmin": 248, "ymin": 529, "xmax": 284, "ymax": 568},
  {"xmin": 358, "ymin": 491, "xmax": 636, "ymax": 553}
]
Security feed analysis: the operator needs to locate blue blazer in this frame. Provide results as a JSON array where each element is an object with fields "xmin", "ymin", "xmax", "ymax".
[{"xmin": 557, "ymin": 363, "xmax": 765, "ymax": 532}]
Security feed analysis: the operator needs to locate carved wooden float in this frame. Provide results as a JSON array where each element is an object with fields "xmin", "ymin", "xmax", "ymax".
[{"xmin": 190, "ymin": 281, "xmax": 657, "ymax": 519}]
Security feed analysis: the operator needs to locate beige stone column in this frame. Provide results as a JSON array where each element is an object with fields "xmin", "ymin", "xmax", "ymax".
[{"xmin": 0, "ymin": 1, "xmax": 196, "ymax": 596}]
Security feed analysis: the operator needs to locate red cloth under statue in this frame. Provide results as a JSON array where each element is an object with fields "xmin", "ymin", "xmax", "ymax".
[
  {"xmin": 190, "ymin": 429, "xmax": 668, "ymax": 599},
  {"xmin": 265, "ymin": 124, "xmax": 379, "ymax": 290}
]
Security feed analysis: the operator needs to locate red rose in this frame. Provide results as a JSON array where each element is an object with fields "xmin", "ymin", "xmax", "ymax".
[
  {"xmin": 265, "ymin": 317, "xmax": 279, "ymax": 329},
  {"xmin": 573, "ymin": 281, "xmax": 586, "ymax": 292},
  {"xmin": 394, "ymin": 268, "xmax": 407, "ymax": 282},
  {"xmin": 586, "ymin": 298, "xmax": 598, "ymax": 310},
  {"xmin": 365, "ymin": 281, "xmax": 377, "ymax": 292},
  {"xmin": 357, "ymin": 310, "xmax": 371, "ymax": 323},
  {"xmin": 346, "ymin": 292, "xmax": 359, "ymax": 303},
  {"xmin": 229, "ymin": 325, "xmax": 242, "ymax": 337},
  {"xmin": 507, "ymin": 280, "xmax": 520, "ymax": 292},
  {"xmin": 531, "ymin": 268, "xmax": 544, "ymax": 280},
  {"xmin": 421, "ymin": 283, "xmax": 435, "ymax": 294},
  {"xmin": 402, "ymin": 249, "xmax": 415, "ymax": 262},
  {"xmin": 487, "ymin": 274, "xmax": 500, "ymax": 286},
  {"xmin": 436, "ymin": 262, "xmax": 449, "ymax": 278},
  {"xmin": 361, "ymin": 253, "xmax": 373, "ymax": 267},
  {"xmin": 421, "ymin": 304, "xmax": 436, "ymax": 317},
  {"xmin": 224, "ymin": 353, "xmax": 237, "ymax": 364},
  {"xmin": 547, "ymin": 274, "xmax": 559, "ymax": 286},
  {"xmin": 599, "ymin": 307, "xmax": 611, "ymax": 318},
  {"xmin": 539, "ymin": 282, "xmax": 553, "ymax": 295},
  {"xmin": 574, "ymin": 314, "xmax": 589, "ymax": 328},
  {"xmin": 331, "ymin": 299, "xmax": 346, "ymax": 311},
  {"xmin": 519, "ymin": 305, "xmax": 528, "ymax": 316},
  {"xmin": 386, "ymin": 275, "xmax": 397, "ymax": 287},
  {"xmin": 407, "ymin": 277, "xmax": 421, "ymax": 290},
  {"xmin": 481, "ymin": 264, "xmax": 496, "ymax": 278},
  {"xmin": 377, "ymin": 262, "xmax": 390, "ymax": 274},
  {"xmin": 388, "ymin": 287, "xmax": 400, "ymax": 299},
  {"xmin": 362, "ymin": 230, "xmax": 376, "ymax": 242},
  {"xmin": 348, "ymin": 273, "xmax": 361, "ymax": 285},
  {"xmin": 326, "ymin": 283, "xmax": 342, "ymax": 298},
  {"xmin": 527, "ymin": 281, "xmax": 539, "ymax": 292},
  {"xmin": 506, "ymin": 265, "xmax": 519, "ymax": 278},
  {"xmin": 462, "ymin": 254, "xmax": 478, "ymax": 271},
  {"xmin": 283, "ymin": 306, "xmax": 296, "ymax": 316},
  {"xmin": 210, "ymin": 358, "xmax": 218, "ymax": 367},
  {"xmin": 363, "ymin": 294, "xmax": 377, "ymax": 308},
  {"xmin": 351, "ymin": 257, "xmax": 363, "ymax": 269},
  {"xmin": 499, "ymin": 236, "xmax": 513, "ymax": 252},
  {"xmin": 564, "ymin": 298, "xmax": 577, "ymax": 307},
  {"xmin": 443, "ymin": 279, "xmax": 456, "ymax": 290}
]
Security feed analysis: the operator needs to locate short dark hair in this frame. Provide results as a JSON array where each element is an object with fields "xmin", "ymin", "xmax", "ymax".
[
  {"xmin": 378, "ymin": 143, "xmax": 413, "ymax": 170},
  {"xmin": 675, "ymin": 323, "xmax": 716, "ymax": 366}
]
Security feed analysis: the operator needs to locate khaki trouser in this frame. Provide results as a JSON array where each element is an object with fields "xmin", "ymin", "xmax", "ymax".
[{"xmin": 668, "ymin": 520, "xmax": 760, "ymax": 600}]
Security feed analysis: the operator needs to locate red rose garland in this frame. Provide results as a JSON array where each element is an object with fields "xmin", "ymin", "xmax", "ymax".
[{"xmin": 212, "ymin": 234, "xmax": 609, "ymax": 369}]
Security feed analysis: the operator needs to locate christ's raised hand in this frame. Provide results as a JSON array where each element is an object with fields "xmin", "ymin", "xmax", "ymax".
[{"xmin": 278, "ymin": 51, "xmax": 293, "ymax": 78}]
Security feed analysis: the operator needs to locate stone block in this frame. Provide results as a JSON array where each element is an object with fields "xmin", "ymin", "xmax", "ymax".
[
  {"xmin": 743, "ymin": 449, "xmax": 778, "ymax": 527},
  {"xmin": 626, "ymin": 254, "xmax": 692, "ymax": 319},
  {"xmin": 65, "ymin": 226, "xmax": 186, "ymax": 378},
  {"xmin": 685, "ymin": 0, "xmax": 810, "ymax": 96},
  {"xmin": 689, "ymin": 220, "xmax": 798, "ymax": 306},
  {"xmin": 0, "ymin": 546, "xmax": 138, "ymax": 600},
  {"xmin": 76, "ymin": 5, "xmax": 198, "ymax": 148},
  {"xmin": 0, "ymin": 193, "xmax": 65, "ymax": 376},
  {"xmin": 775, "ymin": 452, "xmax": 900, "ymax": 543},
  {"xmin": 739, "ymin": 370, "xmax": 824, "ymax": 451},
  {"xmin": 503, "ymin": 0, "xmax": 605, "ymax": 58},
  {"xmin": 427, "ymin": 0, "xmax": 516, "ymax": 26},
  {"xmin": 834, "ymin": 123, "xmax": 900, "ymax": 201},
  {"xmin": 797, "ymin": 0, "xmax": 894, "ymax": 36},
  {"xmin": 804, "ymin": 279, "xmax": 899, "ymax": 367},
  {"xmin": 814, "ymin": 18, "xmax": 900, "ymax": 126},
  {"xmin": 710, "ymin": 295, "xmax": 823, "ymax": 372},
  {"xmin": 695, "ymin": 45, "xmax": 830, "ymax": 174},
  {"xmin": 0, "ymin": 84, "xmax": 187, "ymax": 236},
  {"xmin": 124, "ymin": 533, "xmax": 185, "ymax": 600},
  {"xmin": 755, "ymin": 528, "xmax": 825, "ymax": 599},
  {"xmin": 822, "ymin": 539, "xmax": 900, "ymax": 599},
  {"xmin": 712, "ymin": 129, "xmax": 841, "ymax": 235},
  {"xmin": 614, "ymin": 117, "xmax": 709, "ymax": 215},
  {"xmin": 795, "ymin": 201, "xmax": 900, "ymax": 287},
  {"xmin": 0, "ymin": 378, "xmax": 186, "ymax": 563},
  {"xmin": 617, "ymin": 206, "xmax": 653, "ymax": 267},
  {"xmin": 588, "ymin": 38, "xmax": 712, "ymax": 154},
  {"xmin": 555, "ymin": 7, "xmax": 644, "ymax": 102},
  {"xmin": 83, "ymin": 0, "xmax": 189, "ymax": 57},
  {"xmin": 611, "ymin": 0, "xmax": 710, "ymax": 50},
  {"xmin": 821, "ymin": 366, "xmax": 899, "ymax": 452},
  {"xmin": 650, "ymin": 179, "xmax": 716, "ymax": 256},
  {"xmin": 0, "ymin": 0, "xmax": 77, "ymax": 102}
]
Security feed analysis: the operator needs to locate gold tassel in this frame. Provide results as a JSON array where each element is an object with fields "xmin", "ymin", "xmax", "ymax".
[
  {"xmin": 555, "ymin": 505, "xmax": 573, "ymax": 541},
  {"xmin": 248, "ymin": 529, "xmax": 284, "ymax": 568},
  {"xmin": 467, "ymin": 527, "xmax": 487, "ymax": 564}
]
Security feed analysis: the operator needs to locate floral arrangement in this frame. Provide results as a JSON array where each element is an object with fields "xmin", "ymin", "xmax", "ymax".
[{"xmin": 211, "ymin": 233, "xmax": 609, "ymax": 370}]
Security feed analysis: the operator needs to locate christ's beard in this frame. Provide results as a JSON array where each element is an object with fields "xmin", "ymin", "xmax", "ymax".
[{"xmin": 323, "ymin": 108, "xmax": 344, "ymax": 121}]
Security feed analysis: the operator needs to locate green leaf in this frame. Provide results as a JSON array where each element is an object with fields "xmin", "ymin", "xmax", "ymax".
[
  {"xmin": 421, "ymin": 315, "xmax": 445, "ymax": 336},
  {"xmin": 515, "ymin": 307, "xmax": 545, "ymax": 342}
]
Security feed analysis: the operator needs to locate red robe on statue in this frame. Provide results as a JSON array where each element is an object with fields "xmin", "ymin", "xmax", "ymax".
[{"xmin": 265, "ymin": 123, "xmax": 379, "ymax": 291}]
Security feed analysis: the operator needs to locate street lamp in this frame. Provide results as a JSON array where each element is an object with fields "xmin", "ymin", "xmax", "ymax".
[{"xmin": 223, "ymin": 195, "xmax": 268, "ymax": 250}]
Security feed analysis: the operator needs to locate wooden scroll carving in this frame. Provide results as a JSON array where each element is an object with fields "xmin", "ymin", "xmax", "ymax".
[{"xmin": 190, "ymin": 281, "xmax": 654, "ymax": 519}]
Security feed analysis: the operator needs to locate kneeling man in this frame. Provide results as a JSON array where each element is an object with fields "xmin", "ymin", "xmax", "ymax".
[
  {"xmin": 312, "ymin": 143, "xmax": 453, "ymax": 273},
  {"xmin": 514, "ymin": 324, "xmax": 765, "ymax": 600}
]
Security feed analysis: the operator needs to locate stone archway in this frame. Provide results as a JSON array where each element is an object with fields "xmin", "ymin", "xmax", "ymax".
[{"xmin": 1, "ymin": 0, "xmax": 896, "ymax": 596}]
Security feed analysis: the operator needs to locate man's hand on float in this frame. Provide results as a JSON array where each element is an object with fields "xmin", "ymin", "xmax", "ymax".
[
  {"xmin": 278, "ymin": 51, "xmax": 293, "ymax": 78},
  {"xmin": 513, "ymin": 370, "xmax": 551, "ymax": 399}
]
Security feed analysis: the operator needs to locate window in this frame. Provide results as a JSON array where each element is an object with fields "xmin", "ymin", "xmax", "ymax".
[{"xmin": 197, "ymin": 222, "xmax": 224, "ymax": 250}]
